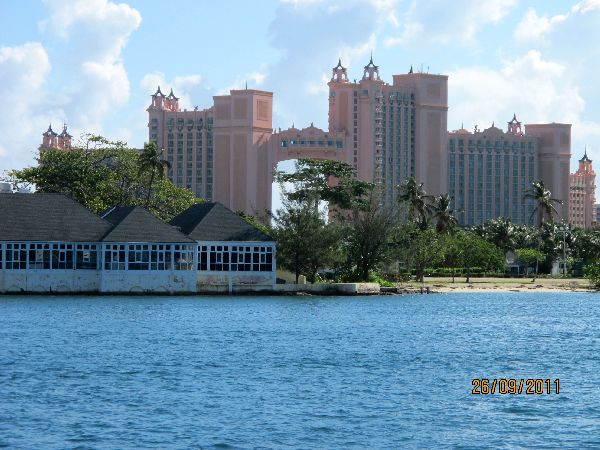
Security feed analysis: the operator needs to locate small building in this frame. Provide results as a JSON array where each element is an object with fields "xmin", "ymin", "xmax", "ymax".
[
  {"xmin": 99, "ymin": 206, "xmax": 196, "ymax": 293},
  {"xmin": 170, "ymin": 202, "xmax": 276, "ymax": 293},
  {"xmin": 0, "ymin": 194, "xmax": 275, "ymax": 294},
  {"xmin": 0, "ymin": 193, "xmax": 113, "ymax": 293}
]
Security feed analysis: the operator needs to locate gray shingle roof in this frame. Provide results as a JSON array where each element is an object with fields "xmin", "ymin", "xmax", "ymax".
[
  {"xmin": 101, "ymin": 206, "xmax": 195, "ymax": 243},
  {"xmin": 0, "ymin": 193, "xmax": 112, "ymax": 242},
  {"xmin": 170, "ymin": 202, "xmax": 274, "ymax": 242}
]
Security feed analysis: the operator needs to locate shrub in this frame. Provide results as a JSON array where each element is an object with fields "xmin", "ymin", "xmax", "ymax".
[{"xmin": 584, "ymin": 262, "xmax": 600, "ymax": 290}]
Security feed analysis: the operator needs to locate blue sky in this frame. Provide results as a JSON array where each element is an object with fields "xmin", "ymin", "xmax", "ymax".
[{"xmin": 1, "ymin": 0, "xmax": 600, "ymax": 204}]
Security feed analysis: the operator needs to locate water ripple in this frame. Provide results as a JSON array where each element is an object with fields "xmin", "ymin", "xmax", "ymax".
[{"xmin": 0, "ymin": 292, "xmax": 598, "ymax": 448}]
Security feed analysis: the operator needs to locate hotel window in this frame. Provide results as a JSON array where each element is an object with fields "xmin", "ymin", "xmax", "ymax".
[{"xmin": 504, "ymin": 155, "xmax": 510, "ymax": 217}]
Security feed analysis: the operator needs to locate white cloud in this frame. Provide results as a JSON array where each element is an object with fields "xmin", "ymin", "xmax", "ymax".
[
  {"xmin": 514, "ymin": 8, "xmax": 568, "ymax": 43},
  {"xmin": 268, "ymin": 0, "xmax": 390, "ymax": 128},
  {"xmin": 0, "ymin": 42, "xmax": 52, "ymax": 173},
  {"xmin": 515, "ymin": 0, "xmax": 600, "ymax": 44},
  {"xmin": 387, "ymin": 0, "xmax": 517, "ymax": 47},
  {"xmin": 40, "ymin": 0, "xmax": 141, "ymax": 133},
  {"xmin": 449, "ymin": 51, "xmax": 584, "ymax": 131},
  {"xmin": 573, "ymin": 0, "xmax": 600, "ymax": 14}
]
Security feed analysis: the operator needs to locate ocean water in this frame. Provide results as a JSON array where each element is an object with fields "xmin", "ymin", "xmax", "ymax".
[{"xmin": 0, "ymin": 292, "xmax": 599, "ymax": 449}]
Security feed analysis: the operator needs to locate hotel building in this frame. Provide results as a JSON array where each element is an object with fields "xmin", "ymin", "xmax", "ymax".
[
  {"xmin": 569, "ymin": 150, "xmax": 596, "ymax": 228},
  {"xmin": 147, "ymin": 57, "xmax": 448, "ymax": 212},
  {"xmin": 40, "ymin": 124, "xmax": 72, "ymax": 151},
  {"xmin": 37, "ymin": 59, "xmax": 574, "ymax": 226},
  {"xmin": 145, "ymin": 58, "xmax": 572, "ymax": 225},
  {"xmin": 448, "ymin": 116, "xmax": 571, "ymax": 226}
]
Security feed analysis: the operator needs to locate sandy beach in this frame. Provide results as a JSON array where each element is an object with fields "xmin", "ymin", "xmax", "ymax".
[{"xmin": 398, "ymin": 277, "xmax": 596, "ymax": 294}]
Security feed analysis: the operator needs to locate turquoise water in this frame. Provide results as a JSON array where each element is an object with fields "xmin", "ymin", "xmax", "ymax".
[{"xmin": 0, "ymin": 292, "xmax": 599, "ymax": 448}]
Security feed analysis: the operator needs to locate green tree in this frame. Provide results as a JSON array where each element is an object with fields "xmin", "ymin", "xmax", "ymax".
[
  {"xmin": 443, "ymin": 232, "xmax": 465, "ymax": 283},
  {"xmin": 515, "ymin": 248, "xmax": 545, "ymax": 277},
  {"xmin": 525, "ymin": 180, "xmax": 563, "ymax": 225},
  {"xmin": 572, "ymin": 228, "xmax": 600, "ymax": 264},
  {"xmin": 430, "ymin": 193, "xmax": 458, "ymax": 235},
  {"xmin": 274, "ymin": 159, "xmax": 372, "ymax": 210},
  {"xmin": 9, "ymin": 136, "xmax": 198, "ymax": 220},
  {"xmin": 461, "ymin": 231, "xmax": 504, "ymax": 282},
  {"xmin": 339, "ymin": 187, "xmax": 399, "ymax": 281},
  {"xmin": 584, "ymin": 262, "xmax": 600, "ymax": 290},
  {"xmin": 397, "ymin": 178, "xmax": 430, "ymax": 228},
  {"xmin": 272, "ymin": 196, "xmax": 338, "ymax": 283},
  {"xmin": 524, "ymin": 180, "xmax": 563, "ymax": 278},
  {"xmin": 138, "ymin": 142, "xmax": 171, "ymax": 208},
  {"xmin": 395, "ymin": 224, "xmax": 445, "ymax": 282}
]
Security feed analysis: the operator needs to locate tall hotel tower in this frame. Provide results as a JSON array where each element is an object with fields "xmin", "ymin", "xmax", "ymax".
[
  {"xmin": 327, "ymin": 59, "xmax": 448, "ymax": 203},
  {"xmin": 569, "ymin": 150, "xmax": 596, "ymax": 228},
  {"xmin": 147, "ymin": 87, "xmax": 273, "ymax": 212}
]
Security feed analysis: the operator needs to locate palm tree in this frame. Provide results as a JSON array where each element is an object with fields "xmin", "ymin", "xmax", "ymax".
[
  {"xmin": 524, "ymin": 180, "xmax": 563, "ymax": 280},
  {"xmin": 524, "ymin": 180, "xmax": 563, "ymax": 226},
  {"xmin": 138, "ymin": 142, "xmax": 170, "ymax": 208},
  {"xmin": 398, "ymin": 178, "xmax": 429, "ymax": 227},
  {"xmin": 488, "ymin": 218, "xmax": 515, "ymax": 252},
  {"xmin": 430, "ymin": 194, "xmax": 458, "ymax": 235}
]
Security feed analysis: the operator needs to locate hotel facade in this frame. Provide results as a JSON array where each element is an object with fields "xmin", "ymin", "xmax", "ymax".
[
  {"xmin": 447, "ymin": 116, "xmax": 571, "ymax": 226},
  {"xmin": 144, "ymin": 57, "xmax": 573, "ymax": 226},
  {"xmin": 569, "ymin": 150, "xmax": 596, "ymax": 228}
]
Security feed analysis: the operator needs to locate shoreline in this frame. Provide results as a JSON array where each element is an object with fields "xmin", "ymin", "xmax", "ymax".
[{"xmin": 397, "ymin": 277, "xmax": 595, "ymax": 294}]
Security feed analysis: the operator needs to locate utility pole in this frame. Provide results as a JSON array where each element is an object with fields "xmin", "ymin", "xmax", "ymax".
[{"xmin": 559, "ymin": 224, "xmax": 568, "ymax": 277}]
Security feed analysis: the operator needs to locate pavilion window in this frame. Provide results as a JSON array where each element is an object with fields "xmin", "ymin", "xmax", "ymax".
[
  {"xmin": 150, "ymin": 244, "xmax": 168, "ymax": 270},
  {"xmin": 209, "ymin": 245, "xmax": 229, "ymax": 271},
  {"xmin": 199, "ymin": 245, "xmax": 208, "ymax": 271},
  {"xmin": 76, "ymin": 244, "xmax": 98, "ymax": 270},
  {"xmin": 105, "ymin": 244, "xmax": 126, "ymax": 270},
  {"xmin": 174, "ymin": 244, "xmax": 194, "ymax": 270},
  {"xmin": 5, "ymin": 243, "xmax": 27, "ymax": 270},
  {"xmin": 128, "ymin": 244, "xmax": 150, "ymax": 270},
  {"xmin": 53, "ymin": 244, "xmax": 74, "ymax": 269}
]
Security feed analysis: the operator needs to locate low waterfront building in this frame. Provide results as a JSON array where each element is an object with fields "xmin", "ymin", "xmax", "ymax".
[
  {"xmin": 170, "ymin": 202, "xmax": 276, "ymax": 292},
  {"xmin": 0, "ymin": 194, "xmax": 275, "ymax": 294},
  {"xmin": 0, "ymin": 193, "xmax": 112, "ymax": 293},
  {"xmin": 100, "ymin": 206, "xmax": 197, "ymax": 293}
]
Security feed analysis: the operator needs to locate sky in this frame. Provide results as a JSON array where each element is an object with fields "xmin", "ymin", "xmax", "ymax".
[{"xmin": 1, "ymin": 0, "xmax": 600, "ymax": 207}]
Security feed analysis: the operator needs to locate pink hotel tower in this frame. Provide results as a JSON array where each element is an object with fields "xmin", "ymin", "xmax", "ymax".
[{"xmin": 146, "ymin": 57, "xmax": 571, "ymax": 226}]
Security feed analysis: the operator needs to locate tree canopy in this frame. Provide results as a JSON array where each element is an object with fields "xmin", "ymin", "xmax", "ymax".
[{"xmin": 9, "ymin": 136, "xmax": 200, "ymax": 221}]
